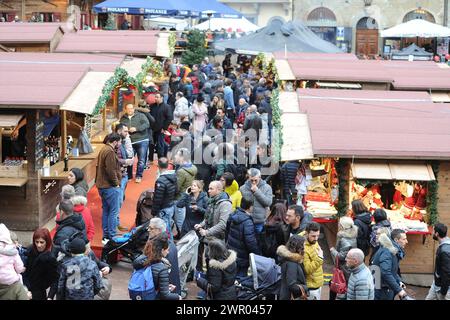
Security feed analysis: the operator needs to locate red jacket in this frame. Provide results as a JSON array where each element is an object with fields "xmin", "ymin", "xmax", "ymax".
[{"xmin": 56, "ymin": 196, "xmax": 95, "ymax": 242}]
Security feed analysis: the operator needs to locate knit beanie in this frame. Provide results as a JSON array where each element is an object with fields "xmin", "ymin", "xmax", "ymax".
[
  {"xmin": 69, "ymin": 237, "xmax": 86, "ymax": 255},
  {"xmin": 339, "ymin": 216, "xmax": 354, "ymax": 230},
  {"xmin": 70, "ymin": 168, "xmax": 84, "ymax": 183}
]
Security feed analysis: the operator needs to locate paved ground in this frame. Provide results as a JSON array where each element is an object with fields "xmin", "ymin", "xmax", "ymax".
[{"xmin": 107, "ymin": 258, "xmax": 429, "ymax": 300}]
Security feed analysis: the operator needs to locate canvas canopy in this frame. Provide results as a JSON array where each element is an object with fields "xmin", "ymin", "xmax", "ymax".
[
  {"xmin": 193, "ymin": 17, "xmax": 259, "ymax": 32},
  {"xmin": 214, "ymin": 17, "xmax": 341, "ymax": 54},
  {"xmin": 381, "ymin": 19, "xmax": 450, "ymax": 38}
]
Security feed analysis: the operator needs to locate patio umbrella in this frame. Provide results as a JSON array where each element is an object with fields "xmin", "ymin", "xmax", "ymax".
[{"xmin": 381, "ymin": 19, "xmax": 450, "ymax": 38}]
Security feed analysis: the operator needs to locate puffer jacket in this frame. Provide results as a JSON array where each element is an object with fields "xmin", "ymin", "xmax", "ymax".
[
  {"xmin": 280, "ymin": 161, "xmax": 300, "ymax": 196},
  {"xmin": 72, "ymin": 180, "xmax": 89, "ymax": 198},
  {"xmin": 300, "ymin": 231, "xmax": 323, "ymax": 289},
  {"xmin": 347, "ymin": 263, "xmax": 375, "ymax": 300},
  {"xmin": 225, "ymin": 208, "xmax": 261, "ymax": 270},
  {"xmin": 176, "ymin": 164, "xmax": 198, "ymax": 199},
  {"xmin": 153, "ymin": 171, "xmax": 178, "ymax": 216},
  {"xmin": 197, "ymin": 250, "xmax": 237, "ymax": 300},
  {"xmin": 150, "ymin": 258, "xmax": 180, "ymax": 300},
  {"xmin": 52, "ymin": 214, "xmax": 87, "ymax": 257},
  {"xmin": 200, "ymin": 192, "xmax": 232, "ymax": 240},
  {"xmin": 330, "ymin": 225, "xmax": 358, "ymax": 282},
  {"xmin": 72, "ymin": 195, "xmax": 95, "ymax": 243},
  {"xmin": 371, "ymin": 233, "xmax": 404, "ymax": 298},
  {"xmin": 277, "ymin": 245, "xmax": 307, "ymax": 300},
  {"xmin": 0, "ymin": 243, "xmax": 25, "ymax": 286},
  {"xmin": 23, "ymin": 248, "xmax": 58, "ymax": 296},
  {"xmin": 354, "ymin": 212, "xmax": 372, "ymax": 256},
  {"xmin": 119, "ymin": 112, "xmax": 150, "ymax": 144},
  {"xmin": 240, "ymin": 179, "xmax": 273, "ymax": 225},
  {"xmin": 57, "ymin": 255, "xmax": 102, "ymax": 300},
  {"xmin": 173, "ymin": 96, "xmax": 189, "ymax": 124},
  {"xmin": 225, "ymin": 180, "xmax": 242, "ymax": 211},
  {"xmin": 434, "ymin": 237, "xmax": 450, "ymax": 295}
]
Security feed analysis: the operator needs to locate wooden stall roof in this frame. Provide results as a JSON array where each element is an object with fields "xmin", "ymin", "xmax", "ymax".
[
  {"xmin": 296, "ymin": 88, "xmax": 450, "ymax": 160},
  {"xmin": 0, "ymin": 52, "xmax": 128, "ymax": 108},
  {"xmin": 54, "ymin": 30, "xmax": 170, "ymax": 57},
  {"xmin": 0, "ymin": 23, "xmax": 64, "ymax": 43}
]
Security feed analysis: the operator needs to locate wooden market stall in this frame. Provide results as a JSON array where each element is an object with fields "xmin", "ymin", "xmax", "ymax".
[
  {"xmin": 0, "ymin": 22, "xmax": 69, "ymax": 52},
  {"xmin": 0, "ymin": 51, "xmax": 151, "ymax": 234},
  {"xmin": 278, "ymin": 88, "xmax": 450, "ymax": 283}
]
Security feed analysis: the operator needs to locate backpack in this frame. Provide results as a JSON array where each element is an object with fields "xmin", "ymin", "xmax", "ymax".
[
  {"xmin": 136, "ymin": 189, "xmax": 154, "ymax": 226},
  {"xmin": 330, "ymin": 257, "xmax": 347, "ymax": 294},
  {"xmin": 128, "ymin": 265, "xmax": 157, "ymax": 300}
]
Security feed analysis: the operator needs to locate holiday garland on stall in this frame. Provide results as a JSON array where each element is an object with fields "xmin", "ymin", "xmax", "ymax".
[
  {"xmin": 135, "ymin": 56, "xmax": 164, "ymax": 95},
  {"xmin": 263, "ymin": 58, "xmax": 279, "ymax": 83},
  {"xmin": 168, "ymin": 32, "xmax": 177, "ymax": 58},
  {"xmin": 427, "ymin": 161, "xmax": 439, "ymax": 225},
  {"xmin": 335, "ymin": 159, "xmax": 349, "ymax": 217},
  {"xmin": 270, "ymin": 88, "xmax": 283, "ymax": 162},
  {"xmin": 92, "ymin": 67, "xmax": 136, "ymax": 116},
  {"xmin": 253, "ymin": 53, "xmax": 266, "ymax": 70}
]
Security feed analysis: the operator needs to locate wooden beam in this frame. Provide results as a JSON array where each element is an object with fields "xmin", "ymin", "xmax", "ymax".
[
  {"xmin": 21, "ymin": 0, "xmax": 25, "ymax": 21},
  {"xmin": 0, "ymin": 127, "xmax": 3, "ymax": 164},
  {"xmin": 61, "ymin": 111, "xmax": 67, "ymax": 160},
  {"xmin": 102, "ymin": 107, "xmax": 107, "ymax": 132}
]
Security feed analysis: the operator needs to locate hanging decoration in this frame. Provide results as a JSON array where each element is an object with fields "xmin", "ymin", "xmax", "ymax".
[
  {"xmin": 168, "ymin": 32, "xmax": 177, "ymax": 58},
  {"xmin": 135, "ymin": 56, "xmax": 164, "ymax": 95},
  {"xmin": 263, "ymin": 58, "xmax": 279, "ymax": 83},
  {"xmin": 427, "ymin": 161, "xmax": 439, "ymax": 225},
  {"xmin": 93, "ymin": 67, "xmax": 136, "ymax": 116},
  {"xmin": 252, "ymin": 52, "xmax": 266, "ymax": 71},
  {"xmin": 271, "ymin": 88, "xmax": 283, "ymax": 162},
  {"xmin": 335, "ymin": 160, "xmax": 349, "ymax": 217}
]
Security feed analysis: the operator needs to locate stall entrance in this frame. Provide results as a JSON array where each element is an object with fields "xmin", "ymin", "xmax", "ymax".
[{"xmin": 356, "ymin": 17, "xmax": 379, "ymax": 56}]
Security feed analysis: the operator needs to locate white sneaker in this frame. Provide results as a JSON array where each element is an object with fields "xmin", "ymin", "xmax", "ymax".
[{"xmin": 101, "ymin": 238, "xmax": 110, "ymax": 246}]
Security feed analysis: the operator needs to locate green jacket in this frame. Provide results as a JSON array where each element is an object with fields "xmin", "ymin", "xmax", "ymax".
[
  {"xmin": 176, "ymin": 164, "xmax": 198, "ymax": 198},
  {"xmin": 119, "ymin": 112, "xmax": 150, "ymax": 144}
]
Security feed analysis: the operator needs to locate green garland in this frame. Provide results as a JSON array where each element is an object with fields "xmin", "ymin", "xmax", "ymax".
[
  {"xmin": 135, "ymin": 56, "xmax": 164, "ymax": 95},
  {"xmin": 271, "ymin": 88, "xmax": 283, "ymax": 162},
  {"xmin": 263, "ymin": 58, "xmax": 279, "ymax": 82},
  {"xmin": 92, "ymin": 67, "xmax": 136, "ymax": 116},
  {"xmin": 253, "ymin": 53, "xmax": 266, "ymax": 70},
  {"xmin": 168, "ymin": 32, "xmax": 176, "ymax": 58},
  {"xmin": 427, "ymin": 161, "xmax": 439, "ymax": 225},
  {"xmin": 335, "ymin": 159, "xmax": 349, "ymax": 217}
]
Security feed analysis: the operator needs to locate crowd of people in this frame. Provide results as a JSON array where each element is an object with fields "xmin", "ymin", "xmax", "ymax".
[{"xmin": 0, "ymin": 54, "xmax": 449, "ymax": 301}]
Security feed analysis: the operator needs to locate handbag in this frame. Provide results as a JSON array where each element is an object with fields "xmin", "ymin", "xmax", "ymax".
[
  {"xmin": 330, "ymin": 256, "xmax": 347, "ymax": 294},
  {"xmin": 290, "ymin": 284, "xmax": 308, "ymax": 300}
]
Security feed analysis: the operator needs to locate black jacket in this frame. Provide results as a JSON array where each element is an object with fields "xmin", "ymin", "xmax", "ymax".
[
  {"xmin": 23, "ymin": 248, "xmax": 59, "ymax": 296},
  {"xmin": 261, "ymin": 222, "xmax": 286, "ymax": 261},
  {"xmin": 259, "ymin": 97, "xmax": 272, "ymax": 124},
  {"xmin": 52, "ymin": 214, "xmax": 87, "ymax": 256},
  {"xmin": 280, "ymin": 161, "xmax": 300, "ymax": 195},
  {"xmin": 197, "ymin": 250, "xmax": 237, "ymax": 300},
  {"xmin": 150, "ymin": 102, "xmax": 173, "ymax": 132},
  {"xmin": 225, "ymin": 208, "xmax": 261, "ymax": 270},
  {"xmin": 153, "ymin": 172, "xmax": 178, "ymax": 216},
  {"xmin": 177, "ymin": 191, "xmax": 209, "ymax": 237},
  {"xmin": 435, "ymin": 239, "xmax": 450, "ymax": 295},
  {"xmin": 354, "ymin": 212, "xmax": 372, "ymax": 256},
  {"xmin": 277, "ymin": 245, "xmax": 307, "ymax": 300},
  {"xmin": 243, "ymin": 112, "xmax": 262, "ymax": 136},
  {"xmin": 151, "ymin": 260, "xmax": 180, "ymax": 300}
]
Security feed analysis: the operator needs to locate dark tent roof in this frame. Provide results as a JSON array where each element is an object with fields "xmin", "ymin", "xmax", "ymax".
[
  {"xmin": 214, "ymin": 17, "xmax": 341, "ymax": 54},
  {"xmin": 392, "ymin": 43, "xmax": 433, "ymax": 61}
]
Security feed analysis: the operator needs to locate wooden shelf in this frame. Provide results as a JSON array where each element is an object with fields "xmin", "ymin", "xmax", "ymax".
[
  {"xmin": 69, "ymin": 144, "xmax": 102, "ymax": 160},
  {"xmin": 0, "ymin": 178, "xmax": 28, "ymax": 187},
  {"xmin": 42, "ymin": 159, "xmax": 92, "ymax": 180}
]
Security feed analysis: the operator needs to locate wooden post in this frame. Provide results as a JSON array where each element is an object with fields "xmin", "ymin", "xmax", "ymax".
[
  {"xmin": 21, "ymin": 0, "xmax": 26, "ymax": 21},
  {"xmin": 61, "ymin": 111, "xmax": 67, "ymax": 159},
  {"xmin": 102, "ymin": 107, "xmax": 107, "ymax": 131},
  {"xmin": 0, "ymin": 127, "xmax": 3, "ymax": 164}
]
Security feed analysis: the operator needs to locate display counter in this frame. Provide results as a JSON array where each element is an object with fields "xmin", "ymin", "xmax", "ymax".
[{"xmin": 0, "ymin": 177, "xmax": 28, "ymax": 187}]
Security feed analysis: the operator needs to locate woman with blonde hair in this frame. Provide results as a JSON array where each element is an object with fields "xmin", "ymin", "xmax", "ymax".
[{"xmin": 329, "ymin": 216, "xmax": 358, "ymax": 300}]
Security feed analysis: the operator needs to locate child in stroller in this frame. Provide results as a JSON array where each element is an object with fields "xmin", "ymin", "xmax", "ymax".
[
  {"xmin": 236, "ymin": 253, "xmax": 281, "ymax": 300},
  {"xmin": 101, "ymin": 189, "xmax": 154, "ymax": 264}
]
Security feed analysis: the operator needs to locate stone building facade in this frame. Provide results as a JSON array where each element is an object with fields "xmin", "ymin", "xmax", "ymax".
[{"xmin": 220, "ymin": 0, "xmax": 450, "ymax": 55}]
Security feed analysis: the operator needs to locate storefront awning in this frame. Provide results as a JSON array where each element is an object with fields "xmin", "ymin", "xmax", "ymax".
[
  {"xmin": 351, "ymin": 161, "xmax": 435, "ymax": 181},
  {"xmin": 0, "ymin": 114, "xmax": 23, "ymax": 127},
  {"xmin": 275, "ymin": 59, "xmax": 296, "ymax": 81},
  {"xmin": 281, "ymin": 113, "xmax": 314, "ymax": 161},
  {"xmin": 61, "ymin": 72, "xmax": 113, "ymax": 115},
  {"xmin": 431, "ymin": 92, "xmax": 450, "ymax": 103}
]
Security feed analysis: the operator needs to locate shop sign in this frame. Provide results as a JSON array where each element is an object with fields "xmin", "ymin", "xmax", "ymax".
[{"xmin": 336, "ymin": 27, "xmax": 345, "ymax": 41}]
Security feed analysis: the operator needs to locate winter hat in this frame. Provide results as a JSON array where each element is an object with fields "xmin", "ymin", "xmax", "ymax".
[
  {"xmin": 70, "ymin": 168, "xmax": 84, "ymax": 183},
  {"xmin": 61, "ymin": 184, "xmax": 75, "ymax": 200},
  {"xmin": 373, "ymin": 209, "xmax": 387, "ymax": 223},
  {"xmin": 0, "ymin": 223, "xmax": 12, "ymax": 245},
  {"xmin": 180, "ymin": 121, "xmax": 191, "ymax": 131},
  {"xmin": 339, "ymin": 217, "xmax": 354, "ymax": 230},
  {"xmin": 68, "ymin": 237, "xmax": 86, "ymax": 255}
]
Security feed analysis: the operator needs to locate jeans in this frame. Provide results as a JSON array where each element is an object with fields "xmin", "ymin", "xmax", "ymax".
[
  {"xmin": 132, "ymin": 140, "xmax": 149, "ymax": 179},
  {"xmin": 375, "ymin": 288, "xmax": 395, "ymax": 300},
  {"xmin": 99, "ymin": 187, "xmax": 121, "ymax": 239},
  {"xmin": 149, "ymin": 132, "xmax": 167, "ymax": 162},
  {"xmin": 174, "ymin": 206, "xmax": 186, "ymax": 234},
  {"xmin": 254, "ymin": 223, "xmax": 264, "ymax": 234},
  {"xmin": 159, "ymin": 204, "xmax": 176, "ymax": 241},
  {"xmin": 118, "ymin": 175, "xmax": 128, "ymax": 225},
  {"xmin": 425, "ymin": 281, "xmax": 450, "ymax": 300}
]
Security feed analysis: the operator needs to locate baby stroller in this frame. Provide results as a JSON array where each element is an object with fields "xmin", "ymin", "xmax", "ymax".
[
  {"xmin": 236, "ymin": 253, "xmax": 281, "ymax": 300},
  {"xmin": 176, "ymin": 230, "xmax": 200, "ymax": 293},
  {"xmin": 101, "ymin": 189, "xmax": 155, "ymax": 264},
  {"xmin": 101, "ymin": 220, "xmax": 150, "ymax": 264}
]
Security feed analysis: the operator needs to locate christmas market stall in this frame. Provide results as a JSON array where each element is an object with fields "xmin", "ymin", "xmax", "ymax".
[
  {"xmin": 0, "ymin": 51, "xmax": 150, "ymax": 236},
  {"xmin": 278, "ymin": 87, "xmax": 450, "ymax": 283}
]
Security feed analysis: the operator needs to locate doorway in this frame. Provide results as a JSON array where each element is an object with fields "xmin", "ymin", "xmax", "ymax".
[{"xmin": 356, "ymin": 17, "xmax": 379, "ymax": 56}]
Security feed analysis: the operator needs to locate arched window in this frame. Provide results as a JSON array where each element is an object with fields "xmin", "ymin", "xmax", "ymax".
[
  {"xmin": 307, "ymin": 7, "xmax": 337, "ymax": 27},
  {"xmin": 403, "ymin": 9, "xmax": 435, "ymax": 23},
  {"xmin": 356, "ymin": 17, "xmax": 379, "ymax": 30}
]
